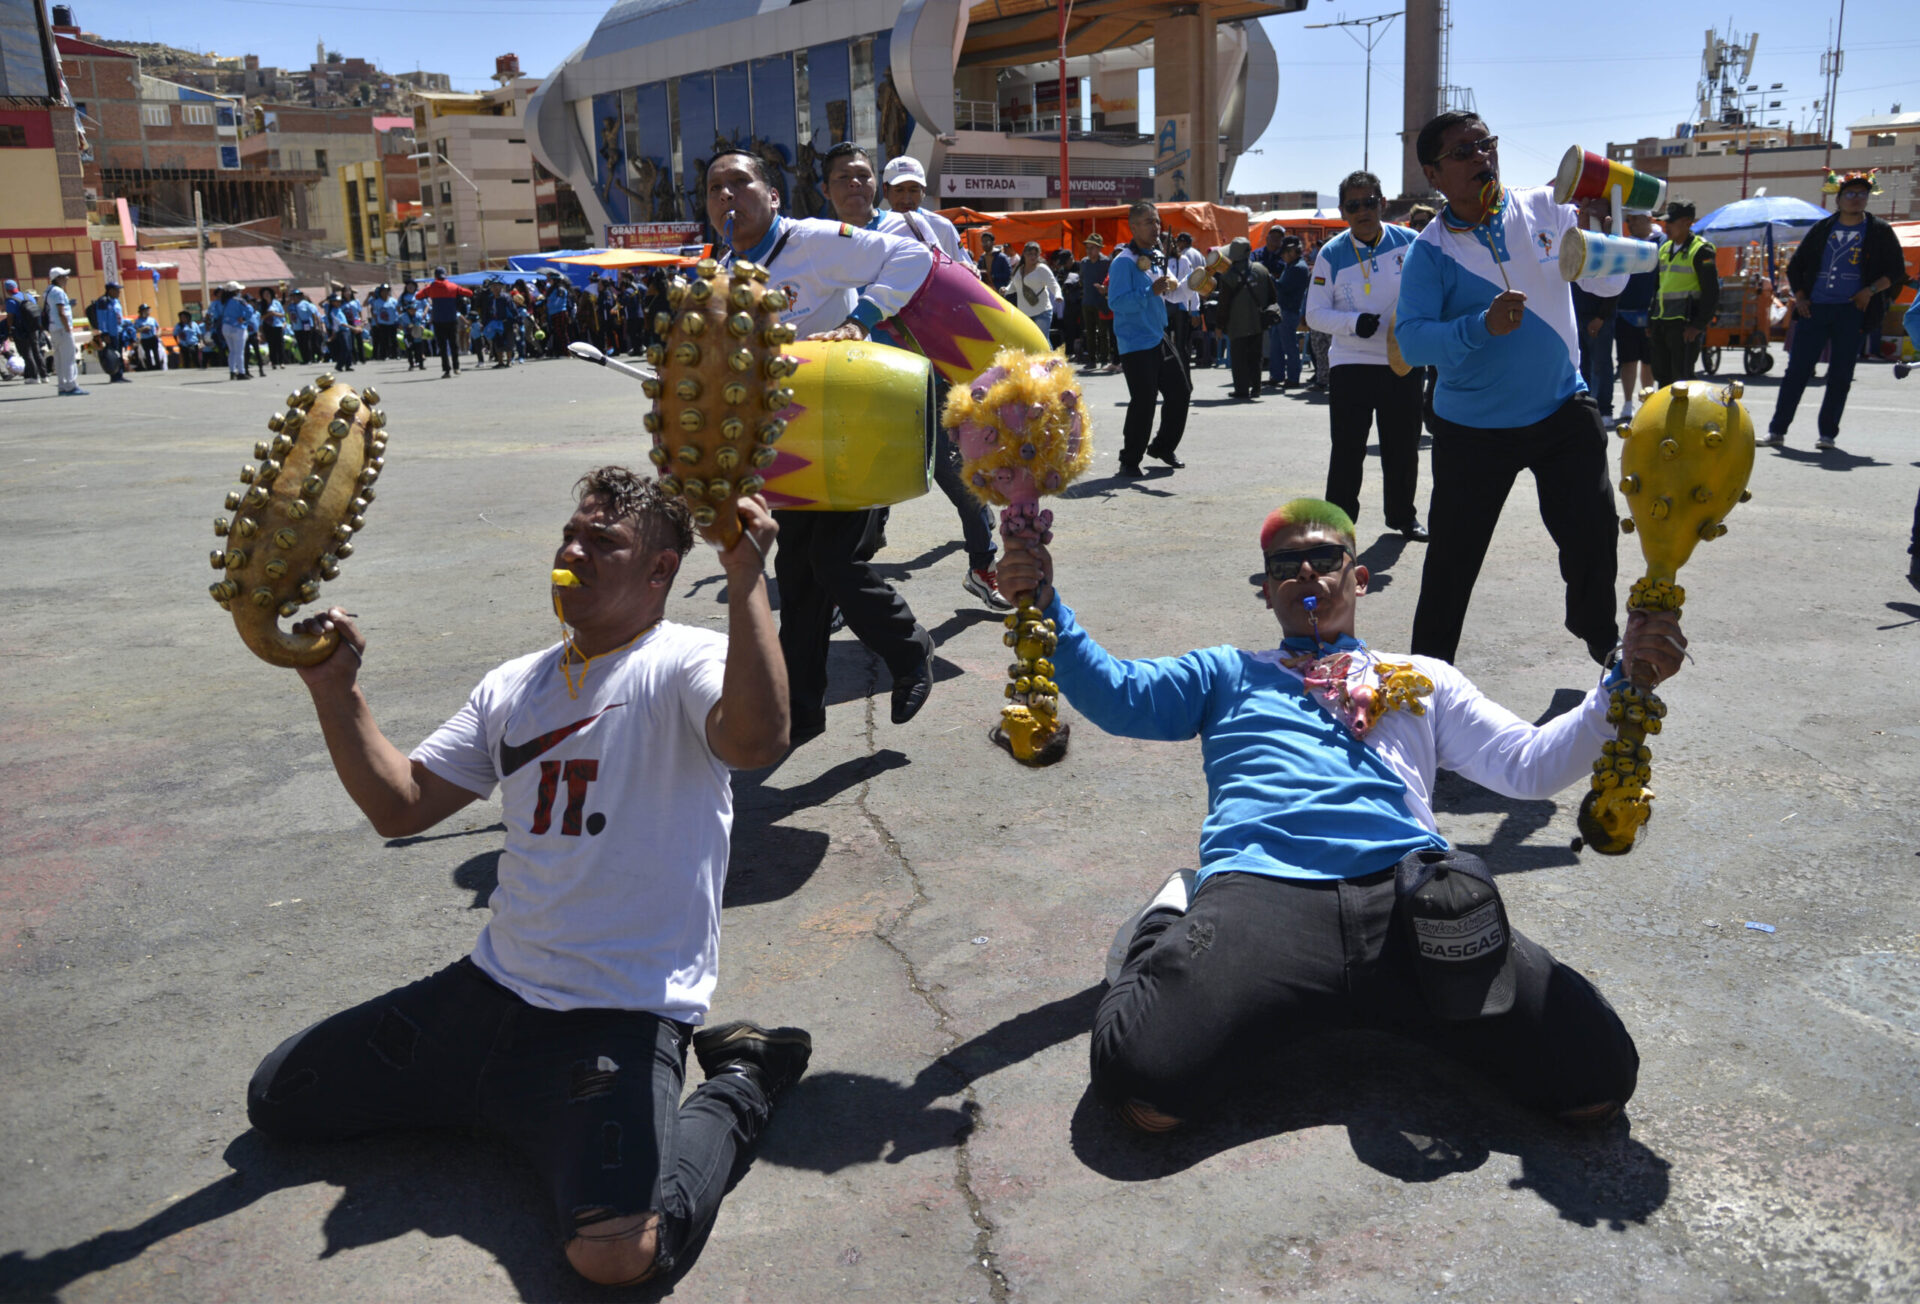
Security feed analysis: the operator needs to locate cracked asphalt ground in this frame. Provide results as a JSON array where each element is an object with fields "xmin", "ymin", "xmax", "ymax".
[{"xmin": 2, "ymin": 345, "xmax": 1917, "ymax": 1304}]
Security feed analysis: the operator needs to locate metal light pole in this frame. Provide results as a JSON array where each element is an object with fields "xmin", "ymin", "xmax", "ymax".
[
  {"xmin": 1306, "ymin": 11, "xmax": 1403, "ymax": 173},
  {"xmin": 409, "ymin": 151, "xmax": 489, "ymax": 271},
  {"xmin": 1058, "ymin": 0, "xmax": 1071, "ymax": 208}
]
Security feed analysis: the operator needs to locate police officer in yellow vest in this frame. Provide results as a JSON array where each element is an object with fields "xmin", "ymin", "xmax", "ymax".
[{"xmin": 1649, "ymin": 198, "xmax": 1719, "ymax": 387}]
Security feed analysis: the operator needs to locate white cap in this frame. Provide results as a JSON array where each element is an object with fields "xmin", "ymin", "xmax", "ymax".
[
  {"xmin": 47, "ymin": 266, "xmax": 71, "ymax": 278},
  {"xmin": 225, "ymin": 280, "xmax": 245, "ymax": 291},
  {"xmin": 882, "ymin": 156, "xmax": 926, "ymax": 187}
]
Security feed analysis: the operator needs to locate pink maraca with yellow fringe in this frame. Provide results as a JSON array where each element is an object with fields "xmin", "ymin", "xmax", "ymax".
[{"xmin": 944, "ymin": 348, "xmax": 1094, "ymax": 765}]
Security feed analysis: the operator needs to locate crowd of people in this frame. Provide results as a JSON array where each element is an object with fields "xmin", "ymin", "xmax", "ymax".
[
  {"xmin": 8, "ymin": 106, "xmax": 1916, "ymax": 1291},
  {"xmin": 0, "ymin": 263, "xmax": 699, "ymax": 394}
]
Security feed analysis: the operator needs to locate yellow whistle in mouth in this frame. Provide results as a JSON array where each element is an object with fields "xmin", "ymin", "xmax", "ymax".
[{"xmin": 551, "ymin": 569, "xmax": 583, "ymax": 588}]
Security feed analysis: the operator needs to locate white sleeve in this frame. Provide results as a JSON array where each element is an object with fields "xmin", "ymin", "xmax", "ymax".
[
  {"xmin": 936, "ymin": 215, "xmax": 973, "ymax": 267},
  {"xmin": 411, "ymin": 684, "xmax": 500, "ymax": 799},
  {"xmin": 796, "ymin": 219, "xmax": 934, "ymax": 322},
  {"xmin": 677, "ymin": 634, "xmax": 729, "ymax": 760},
  {"xmin": 1304, "ymin": 256, "xmax": 1358, "ymax": 336},
  {"xmin": 1427, "ymin": 661, "xmax": 1615, "ymax": 800}
]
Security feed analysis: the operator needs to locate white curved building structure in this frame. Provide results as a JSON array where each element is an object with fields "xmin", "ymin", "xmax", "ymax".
[{"xmin": 526, "ymin": 0, "xmax": 1297, "ymax": 245}]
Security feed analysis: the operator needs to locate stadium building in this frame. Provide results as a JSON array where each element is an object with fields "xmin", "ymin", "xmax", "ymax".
[{"xmin": 525, "ymin": 0, "xmax": 1299, "ymax": 246}]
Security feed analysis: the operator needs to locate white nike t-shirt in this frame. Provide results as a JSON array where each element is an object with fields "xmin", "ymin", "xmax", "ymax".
[{"xmin": 412, "ymin": 622, "xmax": 731, "ymax": 1019}]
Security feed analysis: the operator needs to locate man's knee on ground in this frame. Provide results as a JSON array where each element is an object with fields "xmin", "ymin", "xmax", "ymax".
[
  {"xmin": 566, "ymin": 1211, "xmax": 662, "ymax": 1287},
  {"xmin": 1090, "ymin": 1046, "xmax": 1193, "ymax": 1134}
]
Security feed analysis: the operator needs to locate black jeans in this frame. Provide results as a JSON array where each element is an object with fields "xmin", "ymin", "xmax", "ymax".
[
  {"xmin": 1771, "ymin": 301, "xmax": 1865, "ymax": 441},
  {"xmin": 436, "ymin": 328, "xmax": 462, "ymax": 374},
  {"xmin": 1410, "ymin": 393, "xmax": 1618, "ymax": 665},
  {"xmin": 1118, "ymin": 335, "xmax": 1191, "ymax": 467},
  {"xmin": 1647, "ymin": 318, "xmax": 1699, "ymax": 389},
  {"xmin": 1327, "ymin": 363, "xmax": 1424, "ymax": 529},
  {"xmin": 773, "ymin": 509, "xmax": 931, "ymax": 729},
  {"xmin": 263, "ymin": 323, "xmax": 286, "ymax": 367},
  {"xmin": 247, "ymin": 958, "xmax": 769, "ymax": 1271},
  {"xmin": 1227, "ymin": 333, "xmax": 1263, "ymax": 396},
  {"xmin": 1092, "ymin": 867, "xmax": 1638, "ymax": 1122}
]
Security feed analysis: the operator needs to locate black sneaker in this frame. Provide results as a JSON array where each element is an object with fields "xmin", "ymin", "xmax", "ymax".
[{"xmin": 692, "ymin": 1021, "xmax": 812, "ymax": 1097}]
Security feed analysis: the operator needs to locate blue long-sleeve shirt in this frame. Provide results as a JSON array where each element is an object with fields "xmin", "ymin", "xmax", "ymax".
[
  {"xmin": 1045, "ymin": 596, "xmax": 1444, "ymax": 882},
  {"xmin": 1044, "ymin": 594, "xmax": 1618, "ymax": 883},
  {"xmin": 1106, "ymin": 243, "xmax": 1169, "ymax": 355}
]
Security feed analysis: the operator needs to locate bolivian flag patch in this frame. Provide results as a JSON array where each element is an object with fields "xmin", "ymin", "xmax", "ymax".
[
  {"xmin": 1312, "ymin": 276, "xmax": 1326, "ymax": 285},
  {"xmin": 838, "ymin": 223, "xmax": 854, "ymax": 237}
]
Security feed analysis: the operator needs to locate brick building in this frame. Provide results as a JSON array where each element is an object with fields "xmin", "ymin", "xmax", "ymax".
[
  {"xmin": 52, "ymin": 18, "xmax": 312, "ymax": 234},
  {"xmin": 0, "ymin": 4, "xmax": 102, "ymax": 305}
]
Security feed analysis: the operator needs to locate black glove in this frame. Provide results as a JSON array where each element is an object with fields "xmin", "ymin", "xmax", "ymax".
[{"xmin": 1354, "ymin": 313, "xmax": 1380, "ymax": 339}]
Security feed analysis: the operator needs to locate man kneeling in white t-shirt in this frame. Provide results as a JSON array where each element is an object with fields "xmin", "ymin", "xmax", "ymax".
[{"xmin": 246, "ymin": 468, "xmax": 803, "ymax": 1287}]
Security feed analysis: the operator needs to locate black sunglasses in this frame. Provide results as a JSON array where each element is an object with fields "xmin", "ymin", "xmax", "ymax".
[
  {"xmin": 1341, "ymin": 196, "xmax": 1383, "ymax": 213},
  {"xmin": 1264, "ymin": 543, "xmax": 1354, "ymax": 582},
  {"xmin": 1436, "ymin": 135, "xmax": 1499, "ymax": 163}
]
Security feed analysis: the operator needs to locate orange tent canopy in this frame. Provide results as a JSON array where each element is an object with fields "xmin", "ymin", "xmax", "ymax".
[
  {"xmin": 555, "ymin": 249, "xmax": 700, "ymax": 269},
  {"xmin": 939, "ymin": 202, "xmax": 1251, "ymax": 259}
]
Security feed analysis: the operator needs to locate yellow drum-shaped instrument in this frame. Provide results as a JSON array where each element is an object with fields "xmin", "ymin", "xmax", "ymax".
[
  {"xmin": 646, "ymin": 257, "xmax": 934, "ymax": 544},
  {"xmin": 755, "ymin": 340, "xmax": 933, "ymax": 511}
]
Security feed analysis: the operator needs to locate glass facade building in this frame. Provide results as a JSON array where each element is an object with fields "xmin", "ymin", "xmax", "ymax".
[{"xmin": 585, "ymin": 31, "xmax": 915, "ymax": 237}]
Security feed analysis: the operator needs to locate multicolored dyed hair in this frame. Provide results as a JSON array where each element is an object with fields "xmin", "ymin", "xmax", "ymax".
[{"xmin": 1259, "ymin": 498, "xmax": 1357, "ymax": 553}]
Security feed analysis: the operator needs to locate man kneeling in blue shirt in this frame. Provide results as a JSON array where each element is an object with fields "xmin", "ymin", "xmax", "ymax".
[{"xmin": 996, "ymin": 498, "xmax": 1686, "ymax": 1133}]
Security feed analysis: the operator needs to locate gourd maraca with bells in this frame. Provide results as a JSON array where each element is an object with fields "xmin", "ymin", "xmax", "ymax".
[
  {"xmin": 635, "ymin": 256, "xmax": 798, "ymax": 549},
  {"xmin": 944, "ymin": 347, "xmax": 1094, "ymax": 764},
  {"xmin": 207, "ymin": 372, "xmax": 388, "ymax": 667},
  {"xmin": 1578, "ymin": 379, "xmax": 1755, "ymax": 855}
]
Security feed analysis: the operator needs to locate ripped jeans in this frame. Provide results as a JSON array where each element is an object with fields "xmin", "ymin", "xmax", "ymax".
[{"xmin": 247, "ymin": 958, "xmax": 768, "ymax": 1272}]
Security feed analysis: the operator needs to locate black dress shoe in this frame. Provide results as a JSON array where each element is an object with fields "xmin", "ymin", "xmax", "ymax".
[
  {"xmin": 1118, "ymin": 463, "xmax": 1146, "ymax": 478},
  {"xmin": 890, "ymin": 631, "xmax": 935, "ymax": 725},
  {"xmin": 1148, "ymin": 450, "xmax": 1186, "ymax": 469},
  {"xmin": 1397, "ymin": 519, "xmax": 1430, "ymax": 542}
]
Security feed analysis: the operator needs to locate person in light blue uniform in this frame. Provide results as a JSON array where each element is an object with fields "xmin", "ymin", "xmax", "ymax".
[
  {"xmin": 133, "ymin": 304, "xmax": 162, "ymax": 371},
  {"xmin": 325, "ymin": 295, "xmax": 354, "ymax": 371},
  {"xmin": 289, "ymin": 292, "xmax": 319, "ymax": 364},
  {"xmin": 175, "ymin": 310, "xmax": 204, "ymax": 369},
  {"xmin": 1395, "ymin": 112, "xmax": 1628, "ymax": 667},
  {"xmin": 1110, "ymin": 199, "xmax": 1190, "ymax": 475},
  {"xmin": 994, "ymin": 497, "xmax": 1684, "ymax": 1135},
  {"xmin": 370, "ymin": 285, "xmax": 400, "ymax": 361},
  {"xmin": 222, "ymin": 286, "xmax": 260, "ymax": 379},
  {"xmin": 89, "ymin": 282, "xmax": 129, "ymax": 383},
  {"xmin": 261, "ymin": 291, "xmax": 289, "ymax": 368}
]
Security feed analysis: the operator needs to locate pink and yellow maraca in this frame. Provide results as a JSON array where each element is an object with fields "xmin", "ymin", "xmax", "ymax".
[{"xmin": 944, "ymin": 348, "xmax": 1094, "ymax": 764}]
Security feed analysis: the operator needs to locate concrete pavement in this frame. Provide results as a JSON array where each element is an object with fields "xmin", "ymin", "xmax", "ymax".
[{"xmin": 1, "ymin": 347, "xmax": 1916, "ymax": 1303}]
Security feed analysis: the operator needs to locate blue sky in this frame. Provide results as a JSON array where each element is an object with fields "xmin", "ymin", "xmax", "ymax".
[{"xmin": 68, "ymin": 0, "xmax": 1918, "ymax": 199}]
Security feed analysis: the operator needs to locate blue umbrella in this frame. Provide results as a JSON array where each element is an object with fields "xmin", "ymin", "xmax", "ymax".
[{"xmin": 1696, "ymin": 195, "xmax": 1828, "ymax": 245}]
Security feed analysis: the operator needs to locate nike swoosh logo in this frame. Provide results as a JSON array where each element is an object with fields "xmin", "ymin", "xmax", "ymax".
[{"xmin": 498, "ymin": 702, "xmax": 626, "ymax": 777}]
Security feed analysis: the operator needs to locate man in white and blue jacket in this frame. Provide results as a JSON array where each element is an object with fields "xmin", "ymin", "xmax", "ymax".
[
  {"xmin": 1305, "ymin": 168, "xmax": 1426, "ymax": 540},
  {"xmin": 1397, "ymin": 112, "xmax": 1629, "ymax": 668}
]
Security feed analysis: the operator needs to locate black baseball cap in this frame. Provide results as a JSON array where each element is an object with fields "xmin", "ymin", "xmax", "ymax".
[{"xmin": 1395, "ymin": 849, "xmax": 1524, "ymax": 1020}]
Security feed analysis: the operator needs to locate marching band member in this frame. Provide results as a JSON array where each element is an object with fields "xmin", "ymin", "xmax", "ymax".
[
  {"xmin": 1304, "ymin": 168, "xmax": 1426, "ymax": 541},
  {"xmin": 877, "ymin": 156, "xmax": 975, "ymax": 270},
  {"xmin": 1396, "ymin": 112, "xmax": 1628, "ymax": 667},
  {"xmin": 705, "ymin": 147, "xmax": 939, "ymax": 741}
]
